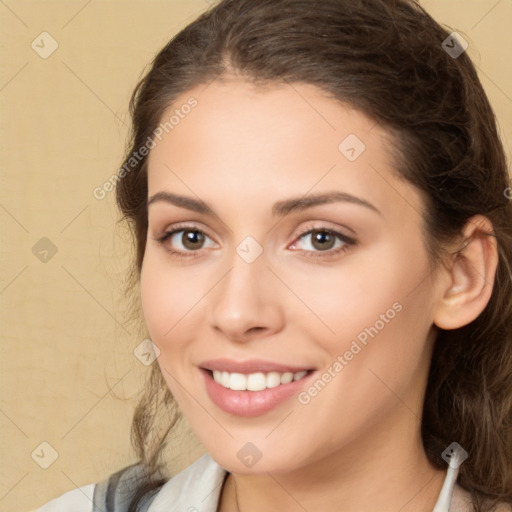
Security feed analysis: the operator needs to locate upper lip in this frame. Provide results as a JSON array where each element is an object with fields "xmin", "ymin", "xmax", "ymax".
[{"xmin": 200, "ymin": 358, "xmax": 315, "ymax": 374}]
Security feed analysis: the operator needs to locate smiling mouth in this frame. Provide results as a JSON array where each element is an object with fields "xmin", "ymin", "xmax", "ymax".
[{"xmin": 204, "ymin": 369, "xmax": 314, "ymax": 392}]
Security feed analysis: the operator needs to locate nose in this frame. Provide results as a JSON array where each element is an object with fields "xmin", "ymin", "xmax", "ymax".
[{"xmin": 208, "ymin": 247, "xmax": 285, "ymax": 344}]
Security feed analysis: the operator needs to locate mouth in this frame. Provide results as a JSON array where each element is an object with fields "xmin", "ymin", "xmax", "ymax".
[
  {"xmin": 198, "ymin": 360, "xmax": 317, "ymax": 417},
  {"xmin": 203, "ymin": 368, "xmax": 314, "ymax": 391}
]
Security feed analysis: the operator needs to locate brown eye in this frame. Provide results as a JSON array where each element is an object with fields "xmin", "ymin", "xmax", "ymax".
[
  {"xmin": 155, "ymin": 225, "xmax": 216, "ymax": 259},
  {"xmin": 310, "ymin": 229, "xmax": 337, "ymax": 251},
  {"xmin": 181, "ymin": 230, "xmax": 206, "ymax": 250},
  {"xmin": 290, "ymin": 226, "xmax": 357, "ymax": 259}
]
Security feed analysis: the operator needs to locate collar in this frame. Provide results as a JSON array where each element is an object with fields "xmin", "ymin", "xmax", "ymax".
[
  {"xmin": 147, "ymin": 453, "xmax": 472, "ymax": 512},
  {"xmin": 149, "ymin": 454, "xmax": 227, "ymax": 511}
]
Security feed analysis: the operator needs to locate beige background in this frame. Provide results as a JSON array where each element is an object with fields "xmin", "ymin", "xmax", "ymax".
[{"xmin": 1, "ymin": 1, "xmax": 510, "ymax": 511}]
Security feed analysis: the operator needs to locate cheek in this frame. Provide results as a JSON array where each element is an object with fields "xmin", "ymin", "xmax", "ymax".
[
  {"xmin": 284, "ymin": 250, "xmax": 413, "ymax": 351},
  {"xmin": 140, "ymin": 257, "xmax": 168, "ymax": 340},
  {"xmin": 140, "ymin": 252, "xmax": 185, "ymax": 345},
  {"xmin": 139, "ymin": 249, "xmax": 214, "ymax": 360},
  {"xmin": 305, "ymin": 246, "xmax": 436, "ymax": 406},
  {"xmin": 302, "ymin": 239, "xmax": 436, "ymax": 384}
]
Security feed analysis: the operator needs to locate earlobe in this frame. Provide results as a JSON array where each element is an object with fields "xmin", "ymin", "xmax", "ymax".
[{"xmin": 433, "ymin": 215, "xmax": 498, "ymax": 330}]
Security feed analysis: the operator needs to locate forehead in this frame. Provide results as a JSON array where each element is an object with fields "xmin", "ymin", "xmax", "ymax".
[
  {"xmin": 149, "ymin": 75, "xmax": 388, "ymax": 156},
  {"xmin": 145, "ymin": 77, "xmax": 423, "ymax": 223}
]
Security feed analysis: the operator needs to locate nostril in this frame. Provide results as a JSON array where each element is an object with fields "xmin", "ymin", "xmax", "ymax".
[{"xmin": 248, "ymin": 327, "xmax": 265, "ymax": 334}]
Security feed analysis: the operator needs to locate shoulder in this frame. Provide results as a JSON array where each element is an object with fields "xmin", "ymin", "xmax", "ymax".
[
  {"xmin": 147, "ymin": 453, "xmax": 228, "ymax": 511},
  {"xmin": 33, "ymin": 483, "xmax": 95, "ymax": 512},
  {"xmin": 451, "ymin": 483, "xmax": 512, "ymax": 512},
  {"xmin": 33, "ymin": 463, "xmax": 146, "ymax": 512},
  {"xmin": 32, "ymin": 455, "xmax": 228, "ymax": 512}
]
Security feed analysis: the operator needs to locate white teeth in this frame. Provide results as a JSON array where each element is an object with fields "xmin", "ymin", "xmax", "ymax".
[
  {"xmin": 210, "ymin": 369, "xmax": 310, "ymax": 391},
  {"xmin": 266, "ymin": 372, "xmax": 282, "ymax": 388},
  {"xmin": 293, "ymin": 370, "xmax": 307, "ymax": 381},
  {"xmin": 229, "ymin": 373, "xmax": 247, "ymax": 390},
  {"xmin": 247, "ymin": 372, "xmax": 266, "ymax": 391},
  {"xmin": 280, "ymin": 372, "xmax": 294, "ymax": 384}
]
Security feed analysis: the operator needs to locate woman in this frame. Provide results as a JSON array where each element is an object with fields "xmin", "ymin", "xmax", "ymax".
[{"xmin": 35, "ymin": 0, "xmax": 512, "ymax": 510}]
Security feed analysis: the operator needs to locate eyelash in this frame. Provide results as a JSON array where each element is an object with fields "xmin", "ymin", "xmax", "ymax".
[{"xmin": 153, "ymin": 223, "xmax": 357, "ymax": 260}]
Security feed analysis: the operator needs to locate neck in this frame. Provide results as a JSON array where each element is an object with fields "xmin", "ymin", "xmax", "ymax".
[{"xmin": 218, "ymin": 410, "xmax": 447, "ymax": 512}]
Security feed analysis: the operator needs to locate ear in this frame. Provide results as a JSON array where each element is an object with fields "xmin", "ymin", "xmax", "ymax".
[{"xmin": 433, "ymin": 215, "xmax": 498, "ymax": 330}]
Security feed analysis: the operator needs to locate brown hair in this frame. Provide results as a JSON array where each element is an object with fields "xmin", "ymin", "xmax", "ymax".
[{"xmin": 116, "ymin": 0, "xmax": 512, "ymax": 510}]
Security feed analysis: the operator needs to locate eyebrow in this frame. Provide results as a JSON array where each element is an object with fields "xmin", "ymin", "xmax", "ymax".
[{"xmin": 147, "ymin": 190, "xmax": 381, "ymax": 217}]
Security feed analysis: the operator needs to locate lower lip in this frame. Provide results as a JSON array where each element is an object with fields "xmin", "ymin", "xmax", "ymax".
[{"xmin": 200, "ymin": 368, "xmax": 315, "ymax": 417}]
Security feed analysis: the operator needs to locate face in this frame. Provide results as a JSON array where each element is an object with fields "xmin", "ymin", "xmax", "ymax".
[{"xmin": 141, "ymin": 76, "xmax": 444, "ymax": 475}]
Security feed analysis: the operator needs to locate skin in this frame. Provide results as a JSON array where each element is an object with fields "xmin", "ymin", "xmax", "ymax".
[{"xmin": 140, "ymin": 75, "xmax": 497, "ymax": 512}]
